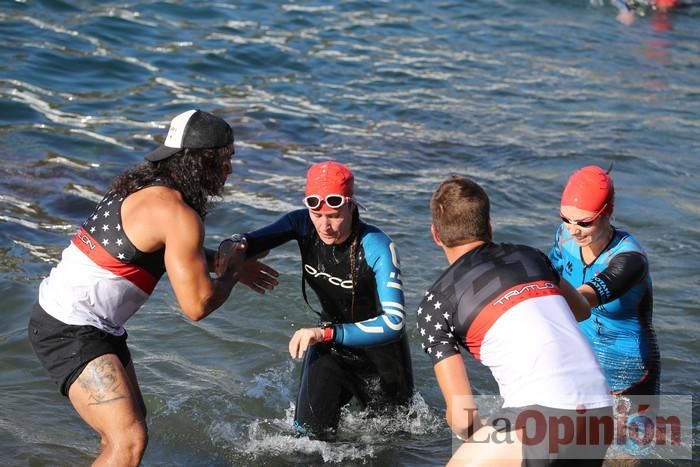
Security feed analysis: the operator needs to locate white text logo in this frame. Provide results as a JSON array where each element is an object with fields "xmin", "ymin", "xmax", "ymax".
[
  {"xmin": 493, "ymin": 281, "xmax": 556, "ymax": 305},
  {"xmin": 304, "ymin": 264, "xmax": 353, "ymax": 289}
]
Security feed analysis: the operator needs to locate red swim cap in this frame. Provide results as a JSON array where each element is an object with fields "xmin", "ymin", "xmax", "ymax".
[
  {"xmin": 561, "ymin": 165, "xmax": 614, "ymax": 214},
  {"xmin": 305, "ymin": 161, "xmax": 354, "ymax": 211},
  {"xmin": 656, "ymin": 0, "xmax": 679, "ymax": 9}
]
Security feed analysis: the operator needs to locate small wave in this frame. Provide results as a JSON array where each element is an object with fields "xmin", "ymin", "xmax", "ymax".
[
  {"xmin": 4, "ymin": 13, "xmax": 100, "ymax": 48},
  {"xmin": 223, "ymin": 188, "xmax": 299, "ymax": 213},
  {"xmin": 1, "ymin": 81, "xmax": 153, "ymax": 148},
  {"xmin": 45, "ymin": 154, "xmax": 93, "ymax": 170},
  {"xmin": 12, "ymin": 240, "xmax": 56, "ymax": 263},
  {"xmin": 281, "ymin": 4, "xmax": 335, "ymax": 13},
  {"xmin": 65, "ymin": 184, "xmax": 104, "ymax": 203},
  {"xmin": 0, "ymin": 215, "xmax": 71, "ymax": 232}
]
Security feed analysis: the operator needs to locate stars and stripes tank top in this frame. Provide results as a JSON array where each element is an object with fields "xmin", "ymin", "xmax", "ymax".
[{"xmin": 38, "ymin": 188, "xmax": 166, "ymax": 335}]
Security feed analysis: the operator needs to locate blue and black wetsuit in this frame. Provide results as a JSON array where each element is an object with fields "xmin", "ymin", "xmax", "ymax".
[
  {"xmin": 549, "ymin": 225, "xmax": 660, "ymax": 396},
  {"xmin": 243, "ymin": 208, "xmax": 414, "ymax": 438}
]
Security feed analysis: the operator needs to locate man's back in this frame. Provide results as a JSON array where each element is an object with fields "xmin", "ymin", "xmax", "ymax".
[{"xmin": 418, "ymin": 242, "xmax": 611, "ymax": 409}]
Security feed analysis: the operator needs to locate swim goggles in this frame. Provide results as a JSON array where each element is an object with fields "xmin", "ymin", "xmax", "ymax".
[
  {"xmin": 303, "ymin": 194, "xmax": 353, "ymax": 210},
  {"xmin": 560, "ymin": 204, "xmax": 607, "ymax": 228}
]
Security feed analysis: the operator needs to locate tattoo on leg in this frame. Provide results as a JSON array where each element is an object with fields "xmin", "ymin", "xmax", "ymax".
[{"xmin": 79, "ymin": 356, "xmax": 128, "ymax": 405}]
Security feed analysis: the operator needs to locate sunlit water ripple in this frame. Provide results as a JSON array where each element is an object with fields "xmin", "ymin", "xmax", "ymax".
[{"xmin": 1, "ymin": 1, "xmax": 698, "ymax": 465}]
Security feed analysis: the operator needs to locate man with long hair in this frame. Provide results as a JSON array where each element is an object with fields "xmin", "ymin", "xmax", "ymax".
[{"xmin": 28, "ymin": 109, "xmax": 276, "ymax": 465}]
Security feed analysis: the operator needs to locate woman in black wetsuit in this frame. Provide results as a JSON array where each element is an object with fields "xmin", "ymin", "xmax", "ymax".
[{"xmin": 220, "ymin": 161, "xmax": 413, "ymax": 439}]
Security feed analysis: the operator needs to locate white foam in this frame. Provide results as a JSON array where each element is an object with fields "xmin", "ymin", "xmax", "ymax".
[
  {"xmin": 244, "ymin": 361, "xmax": 295, "ymax": 401},
  {"xmin": 240, "ymin": 405, "xmax": 376, "ymax": 463},
  {"xmin": 232, "ymin": 392, "xmax": 442, "ymax": 463}
]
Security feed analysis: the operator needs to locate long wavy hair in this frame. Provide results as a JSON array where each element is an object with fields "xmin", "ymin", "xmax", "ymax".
[
  {"xmin": 110, "ymin": 145, "xmax": 231, "ymax": 219},
  {"xmin": 347, "ymin": 205, "xmax": 361, "ymax": 321}
]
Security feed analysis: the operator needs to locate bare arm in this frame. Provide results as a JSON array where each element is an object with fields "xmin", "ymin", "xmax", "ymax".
[
  {"xmin": 434, "ymin": 354, "xmax": 482, "ymax": 440},
  {"xmin": 204, "ymin": 247, "xmax": 217, "ymax": 273},
  {"xmin": 164, "ymin": 203, "xmax": 245, "ymax": 321},
  {"xmin": 559, "ymin": 277, "xmax": 591, "ymax": 322},
  {"xmin": 577, "ymin": 283, "xmax": 600, "ymax": 308},
  {"xmin": 120, "ymin": 186, "xmax": 245, "ymax": 321}
]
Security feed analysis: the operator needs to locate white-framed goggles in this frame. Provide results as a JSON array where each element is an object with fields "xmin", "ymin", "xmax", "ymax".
[{"xmin": 303, "ymin": 194, "xmax": 352, "ymax": 210}]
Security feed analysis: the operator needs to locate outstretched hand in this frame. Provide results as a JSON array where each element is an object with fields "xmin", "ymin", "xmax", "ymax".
[
  {"xmin": 215, "ymin": 236, "xmax": 248, "ymax": 277},
  {"xmin": 288, "ymin": 327, "xmax": 323, "ymax": 360},
  {"xmin": 237, "ymin": 259, "xmax": 279, "ymax": 294}
]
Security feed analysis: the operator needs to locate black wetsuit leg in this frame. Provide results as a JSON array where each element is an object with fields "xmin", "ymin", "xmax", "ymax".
[
  {"xmin": 294, "ymin": 337, "xmax": 414, "ymax": 439},
  {"xmin": 366, "ymin": 336, "xmax": 414, "ymax": 410},
  {"xmin": 294, "ymin": 344, "xmax": 364, "ymax": 439}
]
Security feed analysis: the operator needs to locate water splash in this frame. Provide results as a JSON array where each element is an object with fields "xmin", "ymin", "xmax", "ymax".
[
  {"xmin": 234, "ymin": 392, "xmax": 442, "ymax": 464},
  {"xmin": 338, "ymin": 391, "xmax": 443, "ymax": 438},
  {"xmin": 244, "ymin": 360, "xmax": 295, "ymax": 402},
  {"xmin": 240, "ymin": 405, "xmax": 377, "ymax": 464}
]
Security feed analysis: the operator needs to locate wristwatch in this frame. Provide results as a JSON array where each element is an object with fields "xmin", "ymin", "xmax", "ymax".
[
  {"xmin": 321, "ymin": 323, "xmax": 335, "ymax": 343},
  {"xmin": 229, "ymin": 233, "xmax": 244, "ymax": 243}
]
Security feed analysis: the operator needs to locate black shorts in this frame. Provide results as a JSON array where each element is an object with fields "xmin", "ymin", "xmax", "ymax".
[
  {"xmin": 487, "ymin": 405, "xmax": 613, "ymax": 467},
  {"xmin": 28, "ymin": 303, "xmax": 131, "ymax": 397}
]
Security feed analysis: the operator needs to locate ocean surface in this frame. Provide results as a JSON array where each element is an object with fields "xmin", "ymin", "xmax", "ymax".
[{"xmin": 1, "ymin": 1, "xmax": 698, "ymax": 466}]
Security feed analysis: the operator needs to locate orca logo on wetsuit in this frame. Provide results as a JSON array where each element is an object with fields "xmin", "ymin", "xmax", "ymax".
[{"xmin": 304, "ymin": 264, "xmax": 353, "ymax": 289}]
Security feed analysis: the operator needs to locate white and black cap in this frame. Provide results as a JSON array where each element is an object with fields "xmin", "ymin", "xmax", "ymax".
[{"xmin": 145, "ymin": 109, "xmax": 234, "ymax": 162}]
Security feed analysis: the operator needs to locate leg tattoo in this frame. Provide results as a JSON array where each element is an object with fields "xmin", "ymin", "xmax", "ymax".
[{"xmin": 78, "ymin": 356, "xmax": 128, "ymax": 405}]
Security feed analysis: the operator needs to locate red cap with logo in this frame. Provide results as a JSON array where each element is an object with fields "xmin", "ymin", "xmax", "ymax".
[
  {"xmin": 305, "ymin": 161, "xmax": 354, "ymax": 212},
  {"xmin": 561, "ymin": 165, "xmax": 614, "ymax": 214}
]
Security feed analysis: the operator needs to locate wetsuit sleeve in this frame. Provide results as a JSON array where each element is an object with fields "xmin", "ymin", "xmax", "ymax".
[
  {"xmin": 585, "ymin": 252, "xmax": 648, "ymax": 305},
  {"xmin": 548, "ymin": 224, "xmax": 565, "ymax": 274},
  {"xmin": 332, "ymin": 231, "xmax": 405, "ymax": 347},
  {"xmin": 243, "ymin": 209, "xmax": 310, "ymax": 258},
  {"xmin": 416, "ymin": 290, "xmax": 459, "ymax": 365}
]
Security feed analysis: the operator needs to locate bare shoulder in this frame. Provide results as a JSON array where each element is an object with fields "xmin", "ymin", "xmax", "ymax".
[
  {"xmin": 124, "ymin": 186, "xmax": 190, "ymax": 218},
  {"xmin": 122, "ymin": 186, "xmax": 202, "ymax": 252},
  {"xmin": 126, "ymin": 185, "xmax": 182, "ymax": 204}
]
